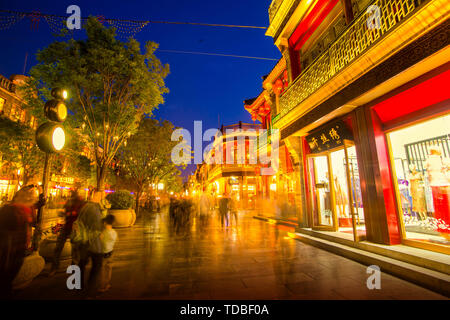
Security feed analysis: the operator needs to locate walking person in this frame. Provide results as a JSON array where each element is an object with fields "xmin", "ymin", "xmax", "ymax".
[
  {"xmin": 218, "ymin": 193, "xmax": 230, "ymax": 228},
  {"xmin": 0, "ymin": 185, "xmax": 39, "ymax": 299},
  {"xmin": 71, "ymin": 190, "xmax": 104, "ymax": 298},
  {"xmin": 98, "ymin": 214, "xmax": 118, "ymax": 293},
  {"xmin": 229, "ymin": 196, "xmax": 238, "ymax": 227},
  {"xmin": 198, "ymin": 188, "xmax": 211, "ymax": 227},
  {"xmin": 49, "ymin": 189, "xmax": 85, "ymax": 276}
]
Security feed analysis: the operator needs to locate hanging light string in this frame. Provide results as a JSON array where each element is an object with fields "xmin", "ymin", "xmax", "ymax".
[
  {"xmin": 0, "ymin": 9, "xmax": 267, "ymax": 36},
  {"xmin": 0, "ymin": 9, "xmax": 277, "ymax": 61}
]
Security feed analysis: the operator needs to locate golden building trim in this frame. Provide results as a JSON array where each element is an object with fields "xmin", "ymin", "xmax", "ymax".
[{"xmin": 275, "ymin": 0, "xmax": 450, "ymax": 132}]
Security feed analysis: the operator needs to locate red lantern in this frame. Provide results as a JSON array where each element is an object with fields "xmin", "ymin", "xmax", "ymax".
[
  {"xmin": 251, "ymin": 113, "xmax": 257, "ymax": 121},
  {"xmin": 273, "ymin": 79, "xmax": 283, "ymax": 95},
  {"xmin": 264, "ymin": 102, "xmax": 271, "ymax": 112}
]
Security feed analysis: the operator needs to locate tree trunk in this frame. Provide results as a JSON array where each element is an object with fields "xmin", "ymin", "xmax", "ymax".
[
  {"xmin": 96, "ymin": 164, "xmax": 107, "ymax": 193},
  {"xmin": 135, "ymin": 188, "xmax": 142, "ymax": 216}
]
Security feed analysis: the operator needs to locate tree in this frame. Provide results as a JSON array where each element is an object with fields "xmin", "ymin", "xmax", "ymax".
[
  {"xmin": 118, "ymin": 118, "xmax": 184, "ymax": 213},
  {"xmin": 0, "ymin": 117, "xmax": 44, "ymax": 186},
  {"xmin": 24, "ymin": 17, "xmax": 169, "ymax": 192}
]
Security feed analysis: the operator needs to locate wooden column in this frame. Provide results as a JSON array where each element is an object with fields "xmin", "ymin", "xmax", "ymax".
[
  {"xmin": 340, "ymin": 0, "xmax": 354, "ymax": 24},
  {"xmin": 352, "ymin": 107, "xmax": 401, "ymax": 245},
  {"xmin": 284, "ymin": 136, "xmax": 309, "ymax": 228}
]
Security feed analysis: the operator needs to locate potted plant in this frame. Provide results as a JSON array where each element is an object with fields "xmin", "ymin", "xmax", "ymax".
[{"xmin": 106, "ymin": 190, "xmax": 136, "ymax": 228}]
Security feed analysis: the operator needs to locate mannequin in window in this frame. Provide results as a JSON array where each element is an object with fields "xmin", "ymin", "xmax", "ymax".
[
  {"xmin": 334, "ymin": 175, "xmax": 349, "ymax": 218},
  {"xmin": 425, "ymin": 145, "xmax": 450, "ymax": 238},
  {"xmin": 408, "ymin": 164, "xmax": 427, "ymax": 221}
]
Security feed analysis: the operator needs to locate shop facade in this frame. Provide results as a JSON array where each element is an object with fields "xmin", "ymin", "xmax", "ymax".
[{"xmin": 252, "ymin": 0, "xmax": 450, "ymax": 254}]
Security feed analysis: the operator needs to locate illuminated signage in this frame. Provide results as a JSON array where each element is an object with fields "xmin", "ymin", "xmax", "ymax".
[
  {"xmin": 51, "ymin": 174, "xmax": 74, "ymax": 184},
  {"xmin": 306, "ymin": 120, "xmax": 353, "ymax": 153}
]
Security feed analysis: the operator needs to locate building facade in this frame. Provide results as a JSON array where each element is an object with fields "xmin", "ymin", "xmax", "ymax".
[
  {"xmin": 249, "ymin": 0, "xmax": 449, "ymax": 254},
  {"xmin": 194, "ymin": 122, "xmax": 264, "ymax": 209},
  {"xmin": 0, "ymin": 73, "xmax": 95, "ymax": 202}
]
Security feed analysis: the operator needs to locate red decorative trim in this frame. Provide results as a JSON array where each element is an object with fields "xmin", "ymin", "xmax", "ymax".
[
  {"xmin": 288, "ymin": 0, "xmax": 339, "ymax": 79},
  {"xmin": 373, "ymin": 68, "xmax": 450, "ymax": 124},
  {"xmin": 370, "ymin": 110, "xmax": 402, "ymax": 244},
  {"xmin": 288, "ymin": 0, "xmax": 339, "ymax": 50}
]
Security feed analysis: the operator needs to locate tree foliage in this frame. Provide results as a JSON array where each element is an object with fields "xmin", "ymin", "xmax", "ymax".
[
  {"xmin": 118, "ymin": 118, "xmax": 182, "ymax": 211},
  {"xmin": 24, "ymin": 17, "xmax": 169, "ymax": 191},
  {"xmin": 0, "ymin": 117, "xmax": 44, "ymax": 186}
]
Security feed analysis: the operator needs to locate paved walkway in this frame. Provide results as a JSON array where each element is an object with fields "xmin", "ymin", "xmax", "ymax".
[{"xmin": 14, "ymin": 209, "xmax": 447, "ymax": 300}]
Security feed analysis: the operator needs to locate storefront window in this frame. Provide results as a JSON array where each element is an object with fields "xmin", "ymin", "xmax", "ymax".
[
  {"xmin": 307, "ymin": 142, "xmax": 366, "ymax": 240},
  {"xmin": 388, "ymin": 114, "xmax": 450, "ymax": 247}
]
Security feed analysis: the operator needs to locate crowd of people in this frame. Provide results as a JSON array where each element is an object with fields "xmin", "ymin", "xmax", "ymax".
[{"xmin": 0, "ymin": 186, "xmax": 118, "ymax": 299}]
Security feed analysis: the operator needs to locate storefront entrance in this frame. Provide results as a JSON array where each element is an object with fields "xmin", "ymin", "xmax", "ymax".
[{"xmin": 307, "ymin": 142, "xmax": 366, "ymax": 241}]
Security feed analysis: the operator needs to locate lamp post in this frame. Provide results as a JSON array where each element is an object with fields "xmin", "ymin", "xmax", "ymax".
[{"xmin": 32, "ymin": 88, "xmax": 68, "ymax": 251}]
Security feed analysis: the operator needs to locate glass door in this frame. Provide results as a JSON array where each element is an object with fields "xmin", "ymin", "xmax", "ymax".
[
  {"xmin": 307, "ymin": 144, "xmax": 366, "ymax": 240},
  {"xmin": 345, "ymin": 143, "xmax": 366, "ymax": 241},
  {"xmin": 308, "ymin": 155, "xmax": 337, "ymax": 231}
]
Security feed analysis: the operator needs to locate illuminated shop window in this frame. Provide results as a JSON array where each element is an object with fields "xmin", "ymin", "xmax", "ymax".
[
  {"xmin": 388, "ymin": 114, "xmax": 450, "ymax": 247},
  {"xmin": 0, "ymin": 97, "xmax": 5, "ymax": 112}
]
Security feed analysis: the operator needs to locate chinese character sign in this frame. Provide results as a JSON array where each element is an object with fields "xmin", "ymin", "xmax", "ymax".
[{"xmin": 306, "ymin": 120, "xmax": 353, "ymax": 153}]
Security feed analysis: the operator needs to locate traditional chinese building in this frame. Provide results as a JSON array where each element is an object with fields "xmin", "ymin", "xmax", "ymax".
[
  {"xmin": 249, "ymin": 0, "xmax": 450, "ymax": 255},
  {"xmin": 194, "ymin": 122, "xmax": 262, "ymax": 208},
  {"xmin": 0, "ymin": 73, "xmax": 95, "ymax": 202},
  {"xmin": 0, "ymin": 74, "xmax": 39, "ymax": 201},
  {"xmin": 244, "ymin": 63, "xmax": 302, "ymax": 220}
]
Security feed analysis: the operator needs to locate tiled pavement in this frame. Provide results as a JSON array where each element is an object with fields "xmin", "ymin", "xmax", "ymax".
[{"xmin": 13, "ymin": 209, "xmax": 448, "ymax": 300}]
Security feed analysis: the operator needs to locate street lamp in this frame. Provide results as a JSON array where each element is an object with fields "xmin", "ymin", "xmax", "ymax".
[{"xmin": 32, "ymin": 87, "xmax": 68, "ymax": 251}]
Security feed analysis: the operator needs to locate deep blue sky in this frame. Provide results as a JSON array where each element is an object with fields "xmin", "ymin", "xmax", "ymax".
[{"xmin": 0, "ymin": 0, "xmax": 280, "ymax": 178}]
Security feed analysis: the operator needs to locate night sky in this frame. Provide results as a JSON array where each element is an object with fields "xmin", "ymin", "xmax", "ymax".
[{"xmin": 0, "ymin": 0, "xmax": 280, "ymax": 178}]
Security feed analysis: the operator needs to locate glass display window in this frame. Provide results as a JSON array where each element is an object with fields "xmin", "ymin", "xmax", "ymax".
[
  {"xmin": 306, "ymin": 141, "xmax": 366, "ymax": 241},
  {"xmin": 388, "ymin": 113, "xmax": 450, "ymax": 250}
]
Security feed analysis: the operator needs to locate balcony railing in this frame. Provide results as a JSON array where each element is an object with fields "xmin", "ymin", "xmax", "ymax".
[
  {"xmin": 277, "ymin": 0, "xmax": 426, "ymax": 121},
  {"xmin": 0, "ymin": 74, "xmax": 15, "ymax": 93}
]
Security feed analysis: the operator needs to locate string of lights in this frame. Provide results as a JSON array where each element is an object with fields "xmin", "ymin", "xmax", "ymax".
[
  {"xmin": 0, "ymin": 9, "xmax": 277, "ymax": 61},
  {"xmin": 0, "ymin": 9, "xmax": 267, "ymax": 37}
]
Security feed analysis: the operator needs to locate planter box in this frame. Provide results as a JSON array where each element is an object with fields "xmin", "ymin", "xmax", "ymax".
[{"xmin": 109, "ymin": 209, "xmax": 136, "ymax": 228}]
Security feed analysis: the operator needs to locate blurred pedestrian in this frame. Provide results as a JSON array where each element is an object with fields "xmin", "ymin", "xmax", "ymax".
[
  {"xmin": 0, "ymin": 185, "xmax": 39, "ymax": 299},
  {"xmin": 198, "ymin": 188, "xmax": 210, "ymax": 226},
  {"xmin": 218, "ymin": 193, "xmax": 230, "ymax": 228},
  {"xmin": 229, "ymin": 196, "xmax": 238, "ymax": 227},
  {"xmin": 72, "ymin": 190, "xmax": 104, "ymax": 298},
  {"xmin": 49, "ymin": 189, "xmax": 85, "ymax": 277},
  {"xmin": 98, "ymin": 214, "xmax": 118, "ymax": 293}
]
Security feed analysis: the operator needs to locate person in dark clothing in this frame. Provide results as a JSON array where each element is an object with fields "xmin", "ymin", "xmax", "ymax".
[
  {"xmin": 0, "ymin": 185, "xmax": 39, "ymax": 299},
  {"xmin": 218, "ymin": 193, "xmax": 231, "ymax": 228},
  {"xmin": 49, "ymin": 189, "xmax": 85, "ymax": 276}
]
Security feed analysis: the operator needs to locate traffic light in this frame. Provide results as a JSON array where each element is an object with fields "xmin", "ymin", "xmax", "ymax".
[{"xmin": 36, "ymin": 88, "xmax": 68, "ymax": 153}]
